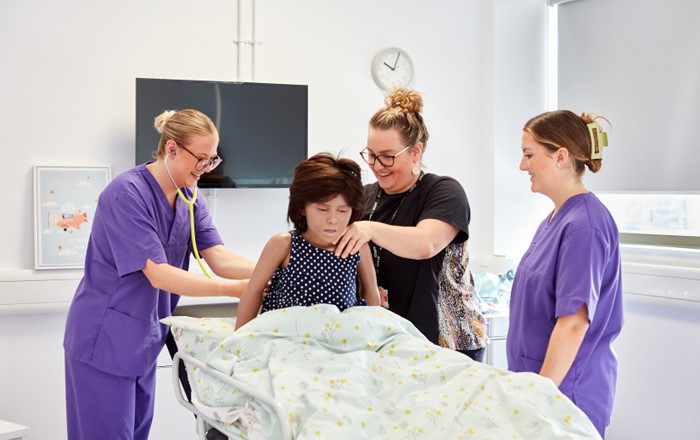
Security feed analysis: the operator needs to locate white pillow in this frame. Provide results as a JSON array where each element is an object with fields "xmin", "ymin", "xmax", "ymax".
[{"xmin": 161, "ymin": 316, "xmax": 237, "ymax": 362}]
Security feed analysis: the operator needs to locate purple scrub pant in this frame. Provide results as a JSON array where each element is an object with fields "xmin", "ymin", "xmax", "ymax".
[{"xmin": 65, "ymin": 354, "xmax": 156, "ymax": 440}]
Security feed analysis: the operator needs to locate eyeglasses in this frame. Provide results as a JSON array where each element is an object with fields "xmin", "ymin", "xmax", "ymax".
[
  {"xmin": 176, "ymin": 142, "xmax": 222, "ymax": 171},
  {"xmin": 359, "ymin": 146, "xmax": 411, "ymax": 167}
]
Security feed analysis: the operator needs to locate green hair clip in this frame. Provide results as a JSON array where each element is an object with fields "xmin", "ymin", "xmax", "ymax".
[{"xmin": 587, "ymin": 122, "xmax": 608, "ymax": 160}]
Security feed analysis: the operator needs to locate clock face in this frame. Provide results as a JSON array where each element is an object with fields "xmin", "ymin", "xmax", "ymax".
[{"xmin": 371, "ymin": 48, "xmax": 414, "ymax": 91}]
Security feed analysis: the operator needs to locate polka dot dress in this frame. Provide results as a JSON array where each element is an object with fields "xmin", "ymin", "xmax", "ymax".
[{"xmin": 261, "ymin": 230, "xmax": 361, "ymax": 313}]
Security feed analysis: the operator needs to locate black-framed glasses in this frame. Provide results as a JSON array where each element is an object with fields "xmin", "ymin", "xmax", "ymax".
[
  {"xmin": 360, "ymin": 146, "xmax": 411, "ymax": 167},
  {"xmin": 176, "ymin": 142, "xmax": 222, "ymax": 171}
]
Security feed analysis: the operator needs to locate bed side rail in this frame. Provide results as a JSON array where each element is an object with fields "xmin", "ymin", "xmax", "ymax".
[{"xmin": 172, "ymin": 351, "xmax": 293, "ymax": 440}]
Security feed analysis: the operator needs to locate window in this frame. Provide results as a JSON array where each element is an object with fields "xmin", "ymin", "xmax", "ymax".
[
  {"xmin": 553, "ymin": 0, "xmax": 700, "ymax": 249},
  {"xmin": 598, "ymin": 193, "xmax": 700, "ymax": 249}
]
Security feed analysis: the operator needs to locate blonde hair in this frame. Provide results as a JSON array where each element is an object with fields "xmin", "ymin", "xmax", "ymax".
[
  {"xmin": 152, "ymin": 109, "xmax": 218, "ymax": 160},
  {"xmin": 524, "ymin": 110, "xmax": 610, "ymax": 176},
  {"xmin": 370, "ymin": 88, "xmax": 430, "ymax": 159}
]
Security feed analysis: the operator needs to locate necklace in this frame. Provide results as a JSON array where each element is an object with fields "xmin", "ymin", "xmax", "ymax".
[{"xmin": 367, "ymin": 173, "xmax": 424, "ymax": 274}]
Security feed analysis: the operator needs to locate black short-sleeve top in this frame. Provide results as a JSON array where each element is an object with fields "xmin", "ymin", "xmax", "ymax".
[{"xmin": 363, "ymin": 173, "xmax": 486, "ymax": 350}]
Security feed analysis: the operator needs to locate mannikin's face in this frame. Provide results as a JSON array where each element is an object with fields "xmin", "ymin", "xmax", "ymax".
[{"xmin": 302, "ymin": 194, "xmax": 353, "ymax": 250}]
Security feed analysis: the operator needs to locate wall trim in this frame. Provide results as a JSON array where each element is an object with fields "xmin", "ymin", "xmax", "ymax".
[{"xmin": 622, "ymin": 262, "xmax": 700, "ymax": 305}]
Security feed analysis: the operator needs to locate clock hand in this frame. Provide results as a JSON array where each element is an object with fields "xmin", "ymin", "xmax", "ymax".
[
  {"xmin": 383, "ymin": 62, "xmax": 395, "ymax": 71},
  {"xmin": 392, "ymin": 52, "xmax": 401, "ymax": 69}
]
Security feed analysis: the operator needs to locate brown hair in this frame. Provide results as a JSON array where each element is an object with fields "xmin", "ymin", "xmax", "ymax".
[
  {"xmin": 153, "ymin": 109, "xmax": 218, "ymax": 159},
  {"xmin": 370, "ymin": 88, "xmax": 430, "ymax": 157},
  {"xmin": 523, "ymin": 110, "xmax": 609, "ymax": 176},
  {"xmin": 287, "ymin": 153, "xmax": 364, "ymax": 232}
]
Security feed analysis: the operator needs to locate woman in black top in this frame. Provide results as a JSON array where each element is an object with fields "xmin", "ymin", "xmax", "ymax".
[{"xmin": 335, "ymin": 89, "xmax": 486, "ymax": 361}]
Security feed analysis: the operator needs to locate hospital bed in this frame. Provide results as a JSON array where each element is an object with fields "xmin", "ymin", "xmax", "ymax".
[{"xmin": 163, "ymin": 305, "xmax": 601, "ymax": 440}]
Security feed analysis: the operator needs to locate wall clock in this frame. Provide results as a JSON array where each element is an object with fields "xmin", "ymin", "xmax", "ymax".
[{"xmin": 370, "ymin": 47, "xmax": 414, "ymax": 91}]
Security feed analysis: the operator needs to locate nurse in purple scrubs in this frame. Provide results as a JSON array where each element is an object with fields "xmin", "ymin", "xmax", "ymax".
[
  {"xmin": 506, "ymin": 110, "xmax": 623, "ymax": 438},
  {"xmin": 63, "ymin": 109, "xmax": 256, "ymax": 440}
]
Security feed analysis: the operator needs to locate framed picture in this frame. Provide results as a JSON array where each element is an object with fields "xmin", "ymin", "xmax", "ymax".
[{"xmin": 33, "ymin": 166, "xmax": 111, "ymax": 269}]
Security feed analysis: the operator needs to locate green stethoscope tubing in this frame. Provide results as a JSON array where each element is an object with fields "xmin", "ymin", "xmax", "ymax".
[
  {"xmin": 177, "ymin": 186, "xmax": 213, "ymax": 279},
  {"xmin": 164, "ymin": 154, "xmax": 213, "ymax": 280}
]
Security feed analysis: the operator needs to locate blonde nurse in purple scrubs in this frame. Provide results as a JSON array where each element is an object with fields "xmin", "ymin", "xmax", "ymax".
[
  {"xmin": 63, "ymin": 109, "xmax": 255, "ymax": 440},
  {"xmin": 506, "ymin": 110, "xmax": 624, "ymax": 438}
]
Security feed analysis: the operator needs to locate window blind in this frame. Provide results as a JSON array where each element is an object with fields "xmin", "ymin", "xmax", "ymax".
[{"xmin": 558, "ymin": 0, "xmax": 700, "ymax": 191}]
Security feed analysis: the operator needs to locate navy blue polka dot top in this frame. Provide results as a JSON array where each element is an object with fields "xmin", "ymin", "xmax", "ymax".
[{"xmin": 261, "ymin": 230, "xmax": 361, "ymax": 313}]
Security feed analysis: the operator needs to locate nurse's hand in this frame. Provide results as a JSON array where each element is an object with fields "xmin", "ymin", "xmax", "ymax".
[
  {"xmin": 334, "ymin": 221, "xmax": 373, "ymax": 259},
  {"xmin": 225, "ymin": 279, "xmax": 249, "ymax": 298}
]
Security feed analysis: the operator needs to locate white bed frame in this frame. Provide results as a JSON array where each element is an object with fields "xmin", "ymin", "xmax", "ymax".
[{"xmin": 172, "ymin": 352, "xmax": 293, "ymax": 440}]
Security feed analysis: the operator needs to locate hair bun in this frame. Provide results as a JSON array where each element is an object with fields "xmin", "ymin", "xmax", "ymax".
[
  {"xmin": 586, "ymin": 158, "xmax": 603, "ymax": 174},
  {"xmin": 385, "ymin": 88, "xmax": 423, "ymax": 114},
  {"xmin": 153, "ymin": 109, "xmax": 177, "ymax": 134}
]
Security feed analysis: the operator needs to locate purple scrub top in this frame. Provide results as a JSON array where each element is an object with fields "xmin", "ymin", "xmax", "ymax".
[
  {"xmin": 63, "ymin": 164, "xmax": 223, "ymax": 377},
  {"xmin": 506, "ymin": 192, "xmax": 623, "ymax": 432}
]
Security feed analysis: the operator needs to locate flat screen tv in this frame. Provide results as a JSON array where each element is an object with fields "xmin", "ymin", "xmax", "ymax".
[{"xmin": 136, "ymin": 78, "xmax": 308, "ymax": 188}]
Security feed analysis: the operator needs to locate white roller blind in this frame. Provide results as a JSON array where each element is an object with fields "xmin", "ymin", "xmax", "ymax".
[{"xmin": 558, "ymin": 0, "xmax": 700, "ymax": 191}]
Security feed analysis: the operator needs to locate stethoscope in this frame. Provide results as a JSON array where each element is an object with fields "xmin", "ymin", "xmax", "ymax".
[{"xmin": 163, "ymin": 151, "xmax": 213, "ymax": 279}]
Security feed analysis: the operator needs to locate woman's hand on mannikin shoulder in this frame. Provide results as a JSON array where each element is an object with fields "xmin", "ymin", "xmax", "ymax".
[{"xmin": 334, "ymin": 221, "xmax": 373, "ymax": 258}]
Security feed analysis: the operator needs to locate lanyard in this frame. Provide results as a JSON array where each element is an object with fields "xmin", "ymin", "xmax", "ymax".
[{"xmin": 367, "ymin": 173, "xmax": 424, "ymax": 274}]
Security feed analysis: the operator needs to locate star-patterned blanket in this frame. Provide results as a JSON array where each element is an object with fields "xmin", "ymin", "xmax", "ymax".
[{"xmin": 163, "ymin": 304, "xmax": 600, "ymax": 440}]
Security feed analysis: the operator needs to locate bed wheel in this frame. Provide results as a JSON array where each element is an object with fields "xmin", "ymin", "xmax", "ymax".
[{"xmin": 205, "ymin": 428, "xmax": 229, "ymax": 440}]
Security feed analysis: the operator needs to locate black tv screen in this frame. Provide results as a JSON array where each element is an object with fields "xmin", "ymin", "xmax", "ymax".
[{"xmin": 136, "ymin": 78, "xmax": 308, "ymax": 188}]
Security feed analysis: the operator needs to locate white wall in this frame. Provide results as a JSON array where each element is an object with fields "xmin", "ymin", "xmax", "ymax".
[
  {"xmin": 613, "ymin": 299, "xmax": 700, "ymax": 438},
  {"xmin": 0, "ymin": 0, "xmax": 487, "ymax": 270},
  {"xmin": 607, "ymin": 262, "xmax": 700, "ymax": 440},
  {"xmin": 0, "ymin": 1, "xmax": 486, "ymax": 438},
  {"xmin": 491, "ymin": 0, "xmax": 552, "ymax": 259}
]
